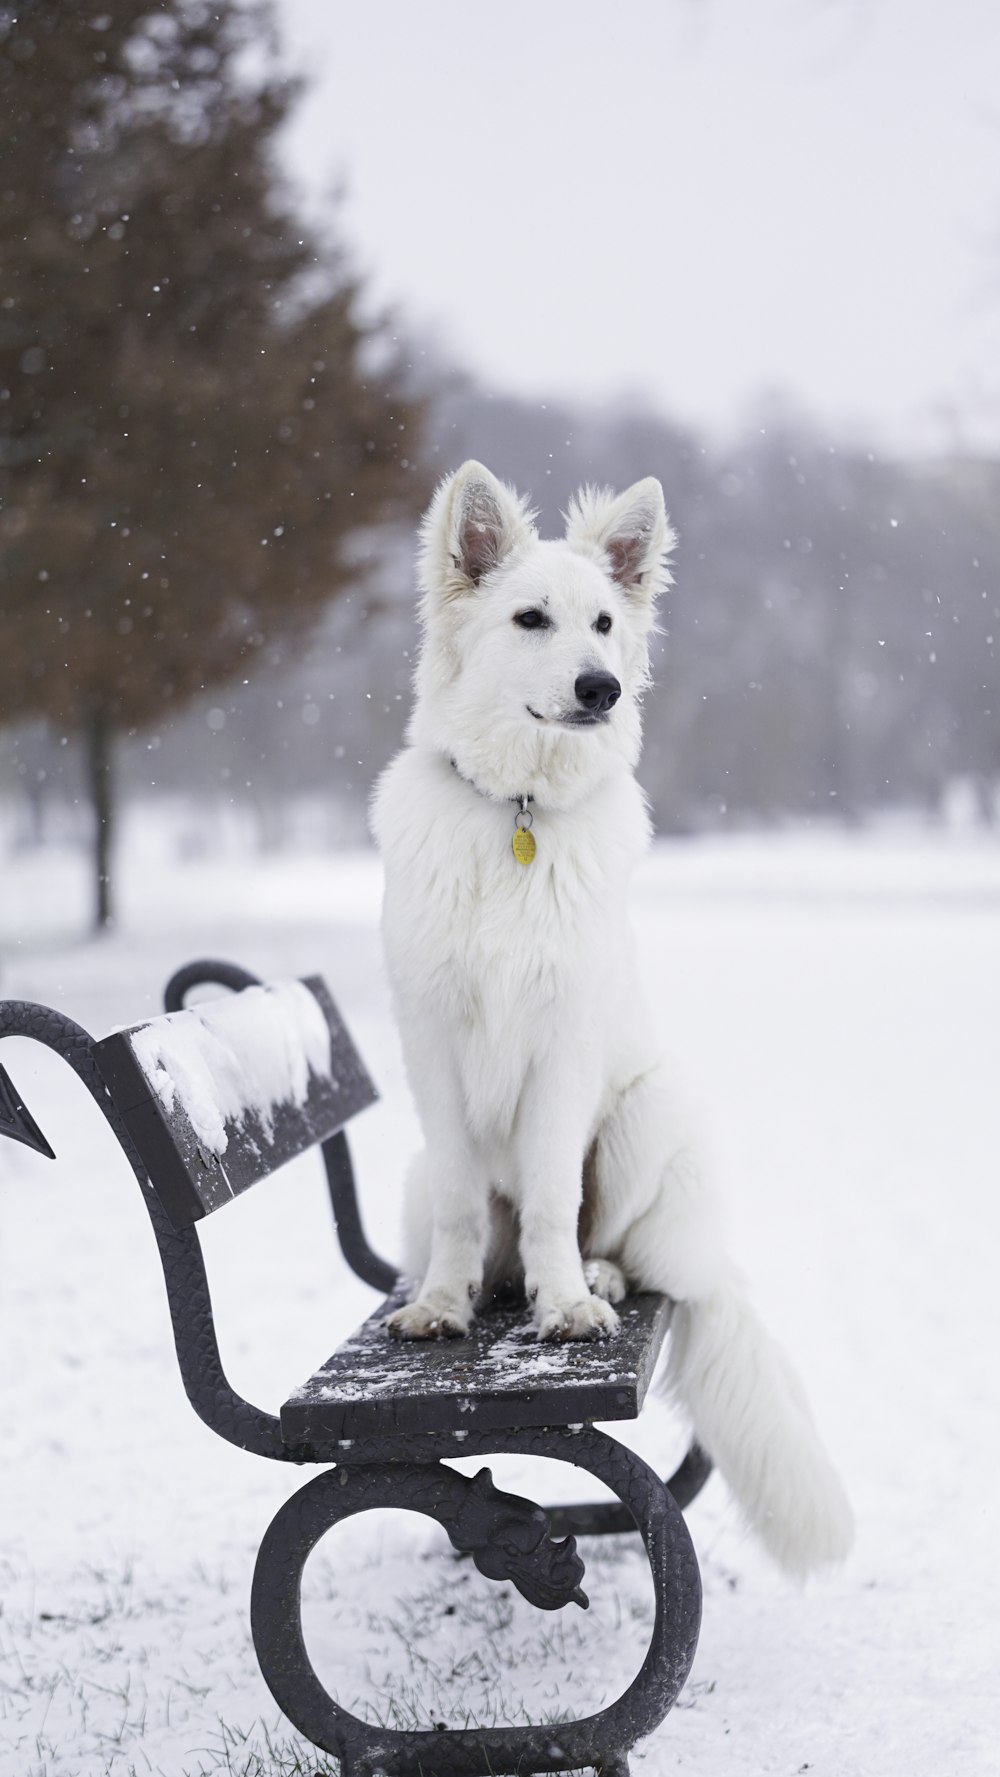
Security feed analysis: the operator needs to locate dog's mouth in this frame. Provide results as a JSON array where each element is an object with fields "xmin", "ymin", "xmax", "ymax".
[{"xmin": 527, "ymin": 706, "xmax": 609, "ymax": 728}]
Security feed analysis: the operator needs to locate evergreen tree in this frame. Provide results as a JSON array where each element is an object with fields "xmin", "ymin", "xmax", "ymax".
[{"xmin": 0, "ymin": 1, "xmax": 426, "ymax": 926}]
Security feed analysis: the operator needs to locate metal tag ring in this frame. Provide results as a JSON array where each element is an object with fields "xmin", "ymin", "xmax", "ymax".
[{"xmin": 514, "ymin": 809, "xmax": 533, "ymax": 830}]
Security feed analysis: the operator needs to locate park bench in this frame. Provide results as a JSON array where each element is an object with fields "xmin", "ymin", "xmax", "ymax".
[{"xmin": 0, "ymin": 958, "xmax": 710, "ymax": 1777}]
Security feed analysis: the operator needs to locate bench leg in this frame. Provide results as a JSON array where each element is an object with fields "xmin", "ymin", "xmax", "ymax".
[
  {"xmin": 545, "ymin": 1438, "xmax": 714, "ymax": 1537},
  {"xmin": 250, "ymin": 1425, "xmax": 700, "ymax": 1777}
]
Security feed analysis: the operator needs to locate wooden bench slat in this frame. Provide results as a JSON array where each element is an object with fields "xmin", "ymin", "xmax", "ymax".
[
  {"xmin": 280, "ymin": 1291, "xmax": 672, "ymax": 1446},
  {"xmin": 93, "ymin": 976, "xmax": 377, "ymax": 1229}
]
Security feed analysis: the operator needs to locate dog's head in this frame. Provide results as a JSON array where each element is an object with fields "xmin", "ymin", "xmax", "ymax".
[{"xmin": 410, "ymin": 460, "xmax": 675, "ymax": 807}]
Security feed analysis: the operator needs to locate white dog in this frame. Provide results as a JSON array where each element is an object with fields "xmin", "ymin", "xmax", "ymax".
[{"xmin": 371, "ymin": 460, "xmax": 853, "ymax": 1577}]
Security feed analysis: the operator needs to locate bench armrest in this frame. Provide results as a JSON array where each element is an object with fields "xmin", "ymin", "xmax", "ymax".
[{"xmin": 0, "ymin": 996, "xmax": 294, "ymax": 1462}]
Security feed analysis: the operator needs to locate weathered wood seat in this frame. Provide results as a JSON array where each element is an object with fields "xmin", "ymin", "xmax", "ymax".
[
  {"xmin": 283, "ymin": 1290, "xmax": 672, "ymax": 1446},
  {"xmin": 0, "ymin": 958, "xmax": 709, "ymax": 1777}
]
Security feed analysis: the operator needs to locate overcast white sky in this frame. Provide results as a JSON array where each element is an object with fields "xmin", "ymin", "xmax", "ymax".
[{"xmin": 276, "ymin": 0, "xmax": 1000, "ymax": 454}]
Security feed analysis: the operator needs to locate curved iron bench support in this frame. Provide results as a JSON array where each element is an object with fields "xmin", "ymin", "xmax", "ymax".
[{"xmin": 251, "ymin": 1425, "xmax": 702, "ymax": 1777}]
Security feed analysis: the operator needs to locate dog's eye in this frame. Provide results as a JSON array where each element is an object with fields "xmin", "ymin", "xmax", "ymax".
[
  {"xmin": 514, "ymin": 609, "xmax": 551, "ymax": 631},
  {"xmin": 595, "ymin": 612, "xmax": 613, "ymax": 635}
]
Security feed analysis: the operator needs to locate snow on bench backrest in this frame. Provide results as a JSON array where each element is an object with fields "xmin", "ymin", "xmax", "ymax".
[{"xmin": 93, "ymin": 977, "xmax": 377, "ymax": 1228}]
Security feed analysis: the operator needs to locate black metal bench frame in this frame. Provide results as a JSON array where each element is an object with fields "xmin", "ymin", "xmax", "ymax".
[{"xmin": 0, "ymin": 958, "xmax": 711, "ymax": 1777}]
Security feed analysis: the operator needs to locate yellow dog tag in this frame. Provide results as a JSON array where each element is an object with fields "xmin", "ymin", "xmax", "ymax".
[{"xmin": 512, "ymin": 825, "xmax": 536, "ymax": 866}]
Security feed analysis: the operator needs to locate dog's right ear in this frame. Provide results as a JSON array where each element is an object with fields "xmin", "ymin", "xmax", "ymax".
[{"xmin": 419, "ymin": 461, "xmax": 535, "ymax": 601}]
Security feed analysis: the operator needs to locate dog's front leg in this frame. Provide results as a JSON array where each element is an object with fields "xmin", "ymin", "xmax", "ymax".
[
  {"xmin": 385, "ymin": 1060, "xmax": 488, "ymax": 1340},
  {"xmin": 516, "ymin": 1063, "xmax": 619, "ymax": 1342}
]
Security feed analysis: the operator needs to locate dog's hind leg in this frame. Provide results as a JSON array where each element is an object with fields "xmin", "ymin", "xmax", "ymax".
[
  {"xmin": 592, "ymin": 1065, "xmax": 853, "ymax": 1575},
  {"xmin": 583, "ymin": 1258, "xmax": 627, "ymax": 1303},
  {"xmin": 587, "ymin": 1065, "xmax": 732, "ymax": 1304}
]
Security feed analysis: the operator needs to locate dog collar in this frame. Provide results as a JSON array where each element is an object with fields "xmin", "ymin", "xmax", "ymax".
[{"xmin": 449, "ymin": 759, "xmax": 537, "ymax": 866}]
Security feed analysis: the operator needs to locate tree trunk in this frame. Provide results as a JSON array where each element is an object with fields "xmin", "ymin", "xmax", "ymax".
[
  {"xmin": 85, "ymin": 706, "xmax": 114, "ymax": 932},
  {"xmin": 827, "ymin": 581, "xmax": 859, "ymax": 825}
]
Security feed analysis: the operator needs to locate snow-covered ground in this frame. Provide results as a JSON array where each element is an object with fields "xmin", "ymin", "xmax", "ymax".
[{"xmin": 1, "ymin": 825, "xmax": 998, "ymax": 1776}]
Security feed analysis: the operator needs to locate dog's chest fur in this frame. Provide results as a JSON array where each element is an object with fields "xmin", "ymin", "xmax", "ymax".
[{"xmin": 374, "ymin": 750, "xmax": 650, "ymax": 1141}]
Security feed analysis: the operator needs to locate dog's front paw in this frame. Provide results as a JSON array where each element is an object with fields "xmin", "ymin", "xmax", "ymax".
[
  {"xmin": 384, "ymin": 1299, "xmax": 469, "ymax": 1340},
  {"xmin": 535, "ymin": 1295, "xmax": 620, "ymax": 1342},
  {"xmin": 584, "ymin": 1258, "xmax": 627, "ymax": 1304}
]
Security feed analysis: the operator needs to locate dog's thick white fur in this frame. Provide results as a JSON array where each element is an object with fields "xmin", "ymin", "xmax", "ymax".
[{"xmin": 371, "ymin": 461, "xmax": 853, "ymax": 1577}]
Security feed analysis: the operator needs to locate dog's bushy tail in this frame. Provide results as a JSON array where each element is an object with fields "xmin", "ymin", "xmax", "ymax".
[{"xmin": 662, "ymin": 1284, "xmax": 854, "ymax": 1577}]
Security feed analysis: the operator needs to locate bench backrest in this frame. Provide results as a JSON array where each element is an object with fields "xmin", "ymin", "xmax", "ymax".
[{"xmin": 93, "ymin": 976, "xmax": 377, "ymax": 1229}]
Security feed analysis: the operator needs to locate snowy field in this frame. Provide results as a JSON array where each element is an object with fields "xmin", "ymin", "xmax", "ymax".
[{"xmin": 1, "ymin": 823, "xmax": 999, "ymax": 1776}]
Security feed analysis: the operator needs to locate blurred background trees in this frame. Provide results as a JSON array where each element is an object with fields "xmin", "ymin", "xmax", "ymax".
[
  {"xmin": 0, "ymin": 0, "xmax": 426, "ymax": 925},
  {"xmin": 1, "ymin": 2, "xmax": 998, "ymax": 934}
]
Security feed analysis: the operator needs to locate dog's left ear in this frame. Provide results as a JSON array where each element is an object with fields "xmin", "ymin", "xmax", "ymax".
[{"xmin": 564, "ymin": 478, "xmax": 675, "ymax": 608}]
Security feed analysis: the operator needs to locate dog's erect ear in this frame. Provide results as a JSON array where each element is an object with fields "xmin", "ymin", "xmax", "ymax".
[
  {"xmin": 564, "ymin": 478, "xmax": 675, "ymax": 607},
  {"xmin": 419, "ymin": 461, "xmax": 535, "ymax": 601}
]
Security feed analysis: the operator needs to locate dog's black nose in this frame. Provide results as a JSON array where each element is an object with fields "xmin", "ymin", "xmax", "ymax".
[{"xmin": 575, "ymin": 671, "xmax": 621, "ymax": 714}]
